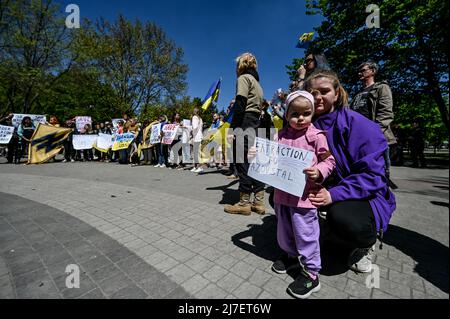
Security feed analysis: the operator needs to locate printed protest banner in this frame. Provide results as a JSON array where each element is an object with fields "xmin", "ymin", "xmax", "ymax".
[
  {"xmin": 248, "ymin": 137, "xmax": 314, "ymax": 197},
  {"xmin": 182, "ymin": 119, "xmax": 191, "ymax": 127},
  {"xmin": 149, "ymin": 123, "xmax": 161, "ymax": 144},
  {"xmin": 96, "ymin": 133, "xmax": 114, "ymax": 150},
  {"xmin": 162, "ymin": 124, "xmax": 180, "ymax": 145},
  {"xmin": 75, "ymin": 116, "xmax": 92, "ymax": 132},
  {"xmin": 112, "ymin": 133, "xmax": 135, "ymax": 151},
  {"xmin": 72, "ymin": 135, "xmax": 99, "ymax": 150},
  {"xmin": 12, "ymin": 114, "xmax": 46, "ymax": 128},
  {"xmin": 0, "ymin": 125, "xmax": 14, "ymax": 144}
]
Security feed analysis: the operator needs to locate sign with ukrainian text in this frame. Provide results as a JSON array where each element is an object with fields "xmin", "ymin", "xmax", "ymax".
[
  {"xmin": 142, "ymin": 121, "xmax": 159, "ymax": 149},
  {"xmin": 75, "ymin": 116, "xmax": 92, "ymax": 133},
  {"xmin": 248, "ymin": 137, "xmax": 314, "ymax": 197},
  {"xmin": 111, "ymin": 133, "xmax": 135, "ymax": 151},
  {"xmin": 0, "ymin": 125, "xmax": 14, "ymax": 144},
  {"xmin": 149, "ymin": 123, "xmax": 161, "ymax": 145},
  {"xmin": 162, "ymin": 124, "xmax": 180, "ymax": 145},
  {"xmin": 12, "ymin": 114, "xmax": 46, "ymax": 128}
]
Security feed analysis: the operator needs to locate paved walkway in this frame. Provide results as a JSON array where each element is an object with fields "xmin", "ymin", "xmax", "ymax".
[{"xmin": 0, "ymin": 160, "xmax": 448, "ymax": 299}]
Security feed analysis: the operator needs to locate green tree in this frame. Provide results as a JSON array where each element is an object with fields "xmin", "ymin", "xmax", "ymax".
[
  {"xmin": 0, "ymin": 0, "xmax": 76, "ymax": 114},
  {"xmin": 87, "ymin": 15, "xmax": 189, "ymax": 115},
  {"xmin": 37, "ymin": 67, "xmax": 119, "ymax": 123},
  {"xmin": 288, "ymin": 0, "xmax": 449, "ymax": 132}
]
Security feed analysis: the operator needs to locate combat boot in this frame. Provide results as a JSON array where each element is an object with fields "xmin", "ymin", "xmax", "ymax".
[
  {"xmin": 224, "ymin": 192, "xmax": 252, "ymax": 215},
  {"xmin": 251, "ymin": 191, "xmax": 266, "ymax": 215}
]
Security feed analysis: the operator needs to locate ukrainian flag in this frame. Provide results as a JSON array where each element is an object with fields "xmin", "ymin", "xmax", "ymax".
[
  {"xmin": 215, "ymin": 106, "xmax": 234, "ymax": 148},
  {"xmin": 201, "ymin": 78, "xmax": 221, "ymax": 110},
  {"xmin": 28, "ymin": 124, "xmax": 72, "ymax": 164},
  {"xmin": 296, "ymin": 32, "xmax": 315, "ymax": 49},
  {"xmin": 200, "ymin": 106, "xmax": 234, "ymax": 163}
]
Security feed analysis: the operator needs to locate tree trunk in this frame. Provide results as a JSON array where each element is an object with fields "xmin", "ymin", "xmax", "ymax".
[
  {"xmin": 430, "ymin": 86, "xmax": 449, "ymax": 132},
  {"xmin": 421, "ymin": 37, "xmax": 450, "ymax": 132}
]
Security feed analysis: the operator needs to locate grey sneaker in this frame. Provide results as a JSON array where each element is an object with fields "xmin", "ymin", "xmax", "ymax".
[
  {"xmin": 318, "ymin": 210, "xmax": 327, "ymax": 220},
  {"xmin": 348, "ymin": 245, "xmax": 375, "ymax": 273}
]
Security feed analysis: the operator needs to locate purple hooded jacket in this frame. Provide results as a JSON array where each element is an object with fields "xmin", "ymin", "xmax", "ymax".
[{"xmin": 314, "ymin": 107, "xmax": 396, "ymax": 233}]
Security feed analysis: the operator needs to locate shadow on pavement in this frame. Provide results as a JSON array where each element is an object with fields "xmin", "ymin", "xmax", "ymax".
[
  {"xmin": 383, "ymin": 225, "xmax": 449, "ymax": 294},
  {"xmin": 430, "ymin": 201, "xmax": 449, "ymax": 208},
  {"xmin": 206, "ymin": 180, "xmax": 240, "ymax": 205},
  {"xmin": 198, "ymin": 169, "xmax": 227, "ymax": 176},
  {"xmin": 231, "ymin": 215, "xmax": 281, "ymax": 262},
  {"xmin": 318, "ymin": 241, "xmax": 352, "ymax": 276}
]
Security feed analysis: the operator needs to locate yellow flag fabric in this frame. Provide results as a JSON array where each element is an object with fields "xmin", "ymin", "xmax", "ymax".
[
  {"xmin": 300, "ymin": 32, "xmax": 314, "ymax": 42},
  {"xmin": 199, "ymin": 121, "xmax": 232, "ymax": 164},
  {"xmin": 28, "ymin": 124, "xmax": 72, "ymax": 164},
  {"xmin": 296, "ymin": 32, "xmax": 315, "ymax": 49},
  {"xmin": 201, "ymin": 79, "xmax": 221, "ymax": 111},
  {"xmin": 273, "ymin": 115, "xmax": 284, "ymax": 131},
  {"xmin": 93, "ymin": 141, "xmax": 109, "ymax": 154}
]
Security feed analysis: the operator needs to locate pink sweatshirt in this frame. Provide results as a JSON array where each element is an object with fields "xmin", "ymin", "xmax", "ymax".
[{"xmin": 273, "ymin": 124, "xmax": 336, "ymax": 209}]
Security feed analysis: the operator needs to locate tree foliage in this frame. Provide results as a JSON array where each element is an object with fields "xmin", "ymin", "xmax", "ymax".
[
  {"xmin": 287, "ymin": 0, "xmax": 449, "ymax": 136},
  {"xmin": 86, "ymin": 15, "xmax": 188, "ymax": 115},
  {"xmin": 0, "ymin": 0, "xmax": 75, "ymax": 114}
]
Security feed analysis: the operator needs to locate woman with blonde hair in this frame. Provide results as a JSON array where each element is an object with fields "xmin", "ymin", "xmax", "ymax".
[{"xmin": 224, "ymin": 53, "xmax": 266, "ymax": 216}]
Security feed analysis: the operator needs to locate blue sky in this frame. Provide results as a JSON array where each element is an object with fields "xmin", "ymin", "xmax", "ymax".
[{"xmin": 58, "ymin": 0, "xmax": 324, "ymax": 112}]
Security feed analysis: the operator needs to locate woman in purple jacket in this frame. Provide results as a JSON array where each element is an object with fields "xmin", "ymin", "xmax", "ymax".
[{"xmin": 303, "ymin": 69, "xmax": 396, "ymax": 273}]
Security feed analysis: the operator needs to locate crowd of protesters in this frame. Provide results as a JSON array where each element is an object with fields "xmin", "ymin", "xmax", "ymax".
[{"xmin": 0, "ymin": 110, "xmax": 233, "ymax": 172}]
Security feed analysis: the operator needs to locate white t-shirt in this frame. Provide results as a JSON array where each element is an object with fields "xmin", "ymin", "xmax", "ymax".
[{"xmin": 192, "ymin": 115, "xmax": 203, "ymax": 143}]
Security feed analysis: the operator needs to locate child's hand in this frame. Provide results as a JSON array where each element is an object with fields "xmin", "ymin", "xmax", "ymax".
[
  {"xmin": 303, "ymin": 167, "xmax": 321, "ymax": 181},
  {"xmin": 247, "ymin": 146, "xmax": 257, "ymax": 161}
]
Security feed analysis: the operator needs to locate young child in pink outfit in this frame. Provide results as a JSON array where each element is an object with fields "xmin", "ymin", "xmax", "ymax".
[{"xmin": 271, "ymin": 90, "xmax": 335, "ymax": 299}]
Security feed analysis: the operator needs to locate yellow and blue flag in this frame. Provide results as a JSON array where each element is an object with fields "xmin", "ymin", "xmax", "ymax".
[
  {"xmin": 28, "ymin": 124, "xmax": 72, "ymax": 164},
  {"xmin": 215, "ymin": 105, "xmax": 235, "ymax": 147},
  {"xmin": 201, "ymin": 78, "xmax": 221, "ymax": 110},
  {"xmin": 296, "ymin": 32, "xmax": 315, "ymax": 49}
]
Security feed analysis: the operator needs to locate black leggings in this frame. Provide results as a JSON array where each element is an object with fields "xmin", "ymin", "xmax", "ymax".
[{"xmin": 325, "ymin": 200, "xmax": 377, "ymax": 249}]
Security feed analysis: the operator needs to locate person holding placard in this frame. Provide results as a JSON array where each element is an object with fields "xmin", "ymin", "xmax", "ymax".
[
  {"xmin": 268, "ymin": 91, "xmax": 336, "ymax": 299},
  {"xmin": 62, "ymin": 120, "xmax": 76, "ymax": 163},
  {"xmin": 16, "ymin": 116, "xmax": 36, "ymax": 164},
  {"xmin": 82, "ymin": 124, "xmax": 94, "ymax": 161},
  {"xmin": 155, "ymin": 115, "xmax": 169, "ymax": 168},
  {"xmin": 170, "ymin": 113, "xmax": 182, "ymax": 169},
  {"xmin": 0, "ymin": 113, "xmax": 17, "ymax": 163},
  {"xmin": 304, "ymin": 70, "xmax": 396, "ymax": 275}
]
